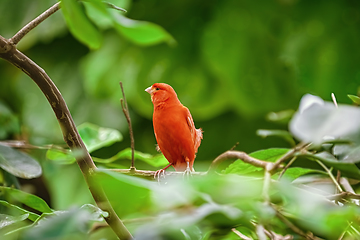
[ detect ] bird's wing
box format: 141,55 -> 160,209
184,106 -> 203,153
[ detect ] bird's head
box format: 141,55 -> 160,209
145,83 -> 180,106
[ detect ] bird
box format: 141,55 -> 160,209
145,83 -> 203,177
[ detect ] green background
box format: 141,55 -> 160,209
1,0 -> 359,171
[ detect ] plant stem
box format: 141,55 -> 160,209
316,160 -> 343,192
119,82 -> 135,169
9,2 -> 61,45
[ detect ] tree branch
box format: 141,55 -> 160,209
109,168 -> 206,179
9,2 -> 61,45
272,207 -> 320,240
0,36 -> 132,239
269,142 -> 309,172
207,150 -> 268,173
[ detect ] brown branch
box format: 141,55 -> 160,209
119,82 -> 135,170
109,168 -> 206,180
269,142 -> 309,172
278,156 -> 297,180
9,2 -> 60,45
0,38 -> 132,240
207,150 -> 269,173
231,228 -> 252,240
273,207 -> 320,240
327,191 -> 360,201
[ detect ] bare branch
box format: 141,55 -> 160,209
278,156 -> 297,180
273,207 -> 320,240
327,191 -> 360,201
108,168 -> 206,180
0,36 -> 132,239
9,2 -> 60,45
231,228 -> 252,240
230,142 -> 239,151
269,142 -> 309,172
207,150 -> 268,173
316,160 -> 343,192
119,82 -> 135,169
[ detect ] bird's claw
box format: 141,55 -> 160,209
183,163 -> 192,180
154,169 -> 166,182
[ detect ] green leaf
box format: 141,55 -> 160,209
297,152 -> 360,179
134,203 -> 244,239
278,180 -> 360,238
0,144 -> 42,179
290,95 -> 360,145
273,167 -> 319,181
256,129 -> 296,146
78,122 -> 122,152
93,148 -> 168,167
0,187 -> 52,214
95,169 -> 153,217
0,200 -> 39,222
80,203 -> 108,220
333,134 -> 360,163
23,208 -> 97,240
0,101 -> 20,139
45,148 -> 86,165
113,14 -> 175,46
61,0 -> 102,49
46,149 -> 75,164
83,0 -> 113,29
0,213 -> 29,229
224,148 -> 289,175
348,94 -> 360,105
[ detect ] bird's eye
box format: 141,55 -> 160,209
155,87 -> 160,90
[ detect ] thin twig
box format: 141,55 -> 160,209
278,156 -> 297,180
327,192 -> 360,201
119,82 -> 135,170
0,140 -> 67,150
9,2 -> 60,45
231,228 -> 252,240
316,160 -> 343,192
269,142 -> 309,172
207,150 -> 269,173
273,207 -> 319,240
340,178 -> 360,205
230,142 -> 239,151
104,1 -> 127,12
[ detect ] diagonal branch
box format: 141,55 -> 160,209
207,150 -> 269,173
9,2 -> 61,45
0,36 -> 132,240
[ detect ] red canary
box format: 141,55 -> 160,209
145,83 -> 202,173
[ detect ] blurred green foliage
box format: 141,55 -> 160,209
1,0 -> 360,239
1,0 -> 360,162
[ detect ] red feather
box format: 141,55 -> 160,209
146,83 -> 203,172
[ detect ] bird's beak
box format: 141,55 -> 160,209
145,86 -> 153,95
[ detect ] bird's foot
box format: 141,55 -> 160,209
153,163 -> 172,182
183,162 -> 193,180
154,169 -> 166,181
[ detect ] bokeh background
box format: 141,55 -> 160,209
1,0 -> 360,207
